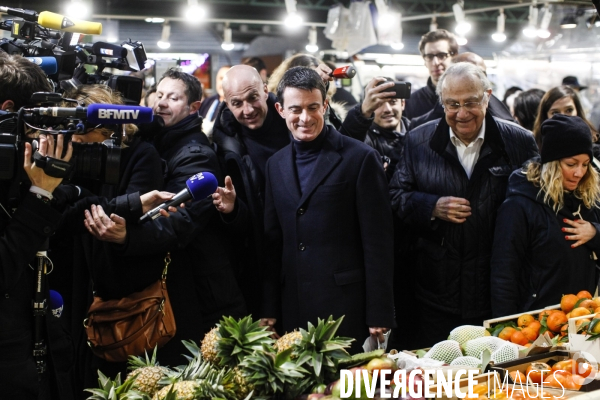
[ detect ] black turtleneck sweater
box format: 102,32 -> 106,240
293,128 -> 328,194
240,108 -> 290,188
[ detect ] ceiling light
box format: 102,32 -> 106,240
560,14 -> 578,29
453,1 -> 471,35
456,36 -> 468,46
586,16 -> 600,28
523,4 -> 539,38
157,22 -> 170,49
145,17 -> 165,23
185,0 -> 206,23
430,16 -> 438,32
305,26 -> 318,53
390,42 -> 404,50
491,9 -> 506,42
537,4 -> 552,38
65,0 -> 91,19
221,23 -> 234,51
284,0 -> 303,28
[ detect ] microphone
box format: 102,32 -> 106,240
49,290 -> 63,318
329,65 -> 356,79
139,172 -> 218,223
0,7 -> 38,22
25,57 -> 58,75
31,104 -> 154,124
37,11 -> 102,35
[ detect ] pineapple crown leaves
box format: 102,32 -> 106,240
127,347 -> 160,371
217,315 -> 274,368
191,367 -> 238,400
85,371 -> 147,400
181,339 -> 202,362
239,346 -> 308,396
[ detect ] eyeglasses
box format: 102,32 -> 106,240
442,96 -> 487,113
423,52 -> 454,62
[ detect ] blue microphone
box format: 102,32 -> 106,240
25,57 -> 58,75
32,104 -> 154,124
49,290 -> 63,318
139,172 -> 219,223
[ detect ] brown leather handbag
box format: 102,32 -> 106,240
84,253 -> 176,362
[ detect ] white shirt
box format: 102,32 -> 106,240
449,124 -> 486,179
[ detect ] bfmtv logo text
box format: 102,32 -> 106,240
97,109 -> 141,120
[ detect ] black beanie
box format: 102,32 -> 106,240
540,114 -> 593,164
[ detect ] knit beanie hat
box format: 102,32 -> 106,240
540,114 -> 593,164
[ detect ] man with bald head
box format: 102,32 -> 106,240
212,65 -> 290,316
409,52 -> 514,130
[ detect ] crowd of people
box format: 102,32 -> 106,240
1,26 -> 600,399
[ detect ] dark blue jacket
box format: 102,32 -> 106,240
491,168 -> 600,317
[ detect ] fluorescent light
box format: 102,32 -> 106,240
145,17 -> 165,23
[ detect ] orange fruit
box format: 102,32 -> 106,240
517,314 -> 535,328
561,294 -> 579,312
509,370 -> 527,384
560,324 -> 569,337
594,307 -> 600,315
528,321 -> 542,333
577,290 -> 593,299
579,299 -> 597,312
510,331 -> 529,346
539,310 -> 555,321
499,327 -> 517,341
521,327 -> 538,341
547,311 -> 568,333
571,307 -> 592,317
593,297 -> 600,308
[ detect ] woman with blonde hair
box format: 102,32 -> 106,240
491,114 -> 600,317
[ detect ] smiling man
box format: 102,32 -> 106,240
262,67 -> 396,353
389,62 -> 538,348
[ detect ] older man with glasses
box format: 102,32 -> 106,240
403,29 -> 458,120
389,62 -> 539,348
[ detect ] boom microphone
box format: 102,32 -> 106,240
329,65 -> 356,79
37,11 -> 102,35
0,7 -> 39,22
139,172 -> 218,223
49,290 -> 63,318
25,57 -> 58,75
31,104 -> 154,124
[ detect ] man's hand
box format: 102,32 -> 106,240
314,63 -> 334,84
432,196 -> 471,223
369,327 -> 391,344
84,204 -> 127,244
140,190 -> 181,215
259,318 -> 280,339
563,218 -> 598,248
24,134 -> 73,193
361,77 -> 396,118
212,176 -> 236,214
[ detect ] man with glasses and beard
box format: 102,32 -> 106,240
389,62 -> 538,348
403,29 -> 458,121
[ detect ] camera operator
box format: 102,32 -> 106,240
0,53 -> 74,399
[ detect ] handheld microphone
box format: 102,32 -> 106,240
25,57 -> 58,75
0,7 -> 38,22
49,290 -> 63,318
37,11 -> 102,35
139,172 -> 218,223
329,65 -> 356,79
31,104 -> 154,124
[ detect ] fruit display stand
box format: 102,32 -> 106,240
426,369 -> 491,400
568,314 -> 600,361
486,350 -> 600,394
483,305 -> 561,329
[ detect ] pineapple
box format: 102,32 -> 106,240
274,330 -> 302,354
232,365 -> 254,400
217,315 -> 274,368
240,346 -> 307,398
294,315 -> 354,386
126,348 -> 169,397
200,327 -> 220,365
85,371 -> 145,400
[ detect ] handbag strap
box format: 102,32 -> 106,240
162,252 -> 171,281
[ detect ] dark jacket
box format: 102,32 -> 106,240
491,168 -> 600,317
389,113 -> 539,318
0,191 -> 74,400
403,77 -> 437,120
263,126 -> 396,353
116,114 -> 246,366
409,95 -> 515,131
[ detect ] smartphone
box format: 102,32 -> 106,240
378,78 -> 412,99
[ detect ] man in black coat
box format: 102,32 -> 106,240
212,65 -> 290,316
389,62 -> 538,349
403,29 -> 458,120
84,69 -> 246,367
261,67 -> 396,353
0,54 -> 75,399
409,52 -> 514,130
